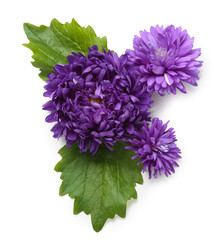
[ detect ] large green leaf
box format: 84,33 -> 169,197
55,142 -> 143,232
23,18 -> 108,81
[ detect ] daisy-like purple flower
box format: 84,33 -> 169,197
126,118 -> 181,178
43,46 -> 152,155
126,25 -> 202,95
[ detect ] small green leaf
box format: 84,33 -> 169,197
55,142 -> 143,232
23,18 -> 108,81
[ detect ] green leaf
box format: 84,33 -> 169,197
55,142 -> 143,232
23,18 -> 108,81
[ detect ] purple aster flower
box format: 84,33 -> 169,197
126,25 -> 203,95
126,118 -> 181,178
43,46 -> 152,155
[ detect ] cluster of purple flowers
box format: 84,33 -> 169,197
43,25 -> 202,178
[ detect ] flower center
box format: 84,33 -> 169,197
156,48 -> 167,59
88,97 -> 102,103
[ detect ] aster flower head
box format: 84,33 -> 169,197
126,118 -> 181,178
126,25 -> 202,95
43,46 -> 152,155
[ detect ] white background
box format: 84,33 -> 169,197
1,0 -> 223,239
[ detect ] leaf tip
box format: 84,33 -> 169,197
22,43 -> 28,48
54,161 -> 61,172
23,22 -> 28,29
23,22 -> 32,33
92,222 -> 104,233
50,18 -> 60,26
38,72 -> 48,82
